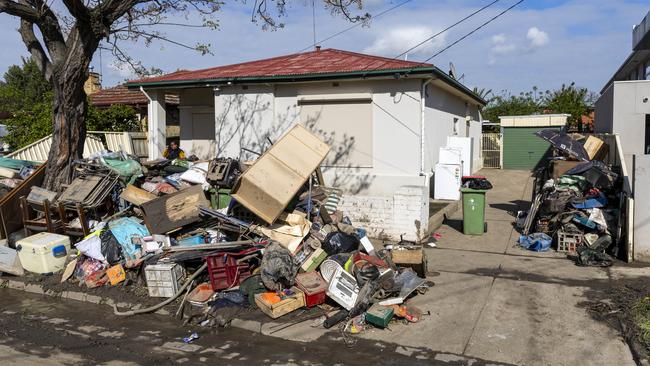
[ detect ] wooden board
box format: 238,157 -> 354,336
120,184 -> 156,206
231,125 -> 330,224
57,175 -> 102,204
140,185 -> 209,234
0,164 -> 45,239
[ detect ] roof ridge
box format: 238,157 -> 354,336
324,48 -> 433,67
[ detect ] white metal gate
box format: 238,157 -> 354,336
482,133 -> 501,168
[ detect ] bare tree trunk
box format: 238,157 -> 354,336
43,67 -> 89,190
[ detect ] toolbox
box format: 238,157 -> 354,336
295,271 -> 327,308
254,287 -> 305,319
16,232 -> 70,274
365,303 -> 394,328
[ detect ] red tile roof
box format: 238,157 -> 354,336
128,48 -> 434,85
90,85 -> 179,107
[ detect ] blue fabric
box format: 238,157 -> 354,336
518,233 -> 552,252
108,217 -> 149,260
572,192 -> 607,209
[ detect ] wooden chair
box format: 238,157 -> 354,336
19,196 -> 61,236
58,202 -> 91,238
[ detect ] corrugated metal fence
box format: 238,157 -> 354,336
7,132 -> 148,162
482,133 -> 501,168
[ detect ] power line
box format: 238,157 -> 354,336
393,0 -> 500,60
423,0 -> 524,62
297,0 -> 414,53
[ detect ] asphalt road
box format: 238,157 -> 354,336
0,289 -> 510,366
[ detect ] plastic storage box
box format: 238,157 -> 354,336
556,230 -> 581,253
16,232 -> 70,274
145,263 -> 186,297
295,271 -> 327,308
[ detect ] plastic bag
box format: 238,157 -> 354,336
100,230 -> 124,265
518,233 -> 552,252
322,232 -> 359,255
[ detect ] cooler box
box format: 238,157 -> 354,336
16,232 -> 70,274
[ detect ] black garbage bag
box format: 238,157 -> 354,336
260,242 -> 300,291
322,231 -> 360,255
100,230 -> 123,265
462,177 -> 493,190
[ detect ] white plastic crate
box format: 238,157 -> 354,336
556,230 -> 581,253
145,263 -> 185,297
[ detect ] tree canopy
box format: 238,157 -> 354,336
0,58 -> 139,149
481,83 -> 596,131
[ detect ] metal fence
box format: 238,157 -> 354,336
482,133 -> 501,168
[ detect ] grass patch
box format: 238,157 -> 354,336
632,296 -> 650,347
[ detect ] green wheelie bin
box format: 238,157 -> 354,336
460,187 -> 488,235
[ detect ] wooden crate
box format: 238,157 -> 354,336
254,287 -> 305,319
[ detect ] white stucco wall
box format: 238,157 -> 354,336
172,78 -> 482,241
178,88 -> 215,159
609,81 -> 650,156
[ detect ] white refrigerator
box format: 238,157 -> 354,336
447,136 -> 473,177
434,163 -> 462,200
439,146 -> 463,165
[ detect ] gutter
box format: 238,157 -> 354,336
127,67 -> 486,106
421,78 -> 435,184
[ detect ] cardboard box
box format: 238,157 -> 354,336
550,160 -> 583,179
584,136 -> 608,161
254,287 -> 305,319
391,247 -> 427,278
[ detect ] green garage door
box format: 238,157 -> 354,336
502,127 -> 555,170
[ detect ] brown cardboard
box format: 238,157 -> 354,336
584,136 -> 608,161
141,185 -> 209,234
120,184 -> 156,206
231,125 -> 330,224
550,160 -> 583,179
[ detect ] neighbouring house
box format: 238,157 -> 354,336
127,48 -> 486,241
89,84 -> 180,137
595,10 -> 650,261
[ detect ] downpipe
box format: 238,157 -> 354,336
421,78 -> 435,187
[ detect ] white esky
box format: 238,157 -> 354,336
0,0 -> 646,94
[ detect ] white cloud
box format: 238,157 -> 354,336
527,27 -> 550,48
363,25 -> 445,57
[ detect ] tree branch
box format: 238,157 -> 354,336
0,0 -> 39,22
18,18 -> 53,81
61,0 -> 91,23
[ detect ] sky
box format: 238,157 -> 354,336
0,0 -> 648,95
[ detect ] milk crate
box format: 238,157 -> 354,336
145,263 -> 186,297
556,230 -> 582,253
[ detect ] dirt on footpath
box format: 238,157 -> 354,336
0,289 -> 515,366
580,266 -> 650,365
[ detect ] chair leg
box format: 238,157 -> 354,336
20,196 -> 30,236
43,199 -> 53,233
77,203 -> 89,236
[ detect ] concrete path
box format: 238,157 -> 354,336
420,169 -> 635,366
245,169 -> 636,365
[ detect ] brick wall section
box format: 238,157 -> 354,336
338,185 -> 429,242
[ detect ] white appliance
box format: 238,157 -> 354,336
447,136 -> 474,176
439,146 -> 462,165
434,163 -> 462,200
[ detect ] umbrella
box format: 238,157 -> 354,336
534,129 -> 590,161
565,160 -> 618,190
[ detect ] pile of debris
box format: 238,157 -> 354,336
0,125 -> 432,337
517,131 -> 623,266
